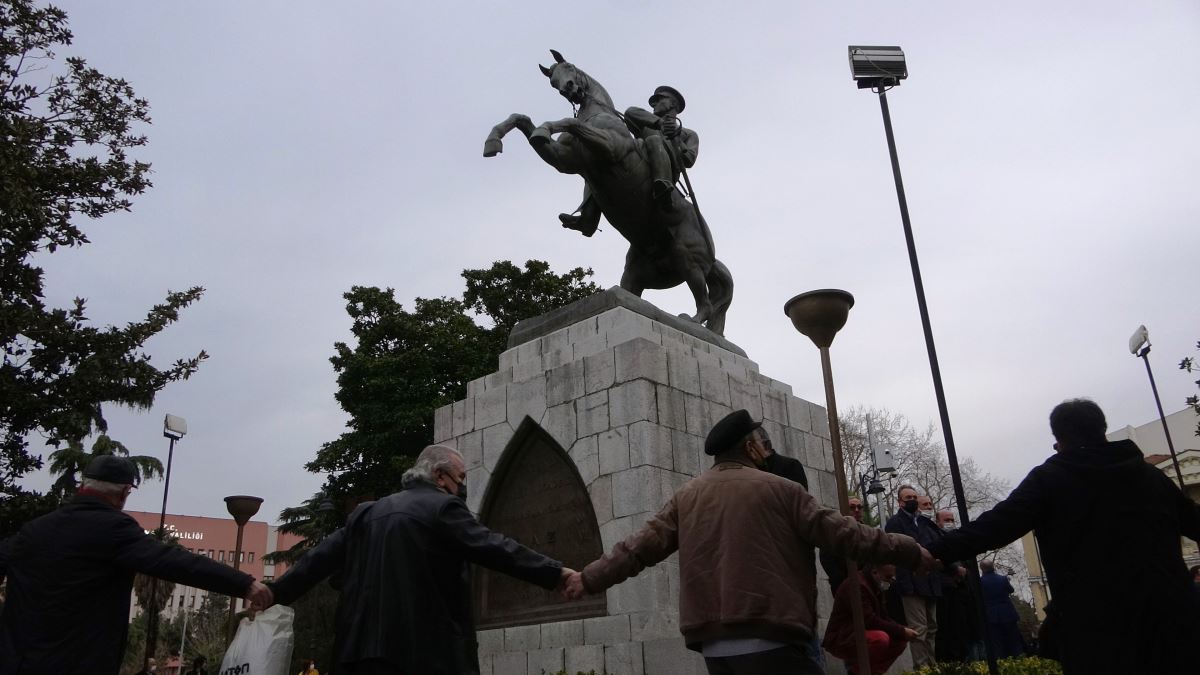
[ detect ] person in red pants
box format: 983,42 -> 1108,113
823,563 -> 919,675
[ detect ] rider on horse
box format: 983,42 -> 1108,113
559,86 -> 699,237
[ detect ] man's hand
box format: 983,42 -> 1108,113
561,570 -> 588,601
660,115 -> 679,138
904,627 -> 919,640
245,580 -> 273,611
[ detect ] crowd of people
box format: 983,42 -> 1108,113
1,398 -> 1197,675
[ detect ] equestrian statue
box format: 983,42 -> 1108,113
483,50 -> 733,336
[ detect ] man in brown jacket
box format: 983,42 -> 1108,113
563,409 -> 933,675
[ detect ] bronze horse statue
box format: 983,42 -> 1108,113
484,50 -> 733,335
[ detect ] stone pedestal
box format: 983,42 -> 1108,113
433,288 -> 843,675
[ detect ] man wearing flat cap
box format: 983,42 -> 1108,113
564,410 -> 933,675
0,455 -> 273,675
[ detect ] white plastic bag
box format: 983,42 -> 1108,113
219,605 -> 295,675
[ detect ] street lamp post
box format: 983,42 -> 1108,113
1129,325 -> 1186,489
144,414 -> 187,665
784,289 -> 873,675
849,45 -> 1000,675
224,495 -> 264,643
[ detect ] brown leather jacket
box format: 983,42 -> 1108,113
581,457 -> 922,650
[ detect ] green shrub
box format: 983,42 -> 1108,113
901,656 -> 1063,675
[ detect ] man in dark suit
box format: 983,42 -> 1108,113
927,398 -> 1200,674
753,425 -> 809,489
978,560 -> 1023,657
884,485 -> 943,667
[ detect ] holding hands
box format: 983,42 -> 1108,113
559,567 -> 588,601
245,580 -> 274,612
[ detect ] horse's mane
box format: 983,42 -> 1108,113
575,67 -> 615,110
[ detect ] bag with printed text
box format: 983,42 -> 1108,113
219,605 -> 295,675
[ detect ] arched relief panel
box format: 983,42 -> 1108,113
473,416 -> 608,629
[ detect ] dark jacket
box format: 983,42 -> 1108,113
582,457 -> 921,651
822,571 -> 908,657
762,452 -> 808,490
0,495 -> 252,675
269,482 -> 562,675
979,571 -> 1019,624
884,510 -> 942,597
928,439 -> 1200,674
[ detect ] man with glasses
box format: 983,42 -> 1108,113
749,426 -> 809,489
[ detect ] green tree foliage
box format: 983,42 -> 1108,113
288,581 -> 338,674
262,491 -> 341,566
304,260 -> 598,515
47,433 -> 163,500
0,0 -> 206,529
1181,340 -> 1199,437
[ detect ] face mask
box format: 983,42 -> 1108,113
455,478 -> 468,501
902,499 -> 919,514
879,580 -> 892,591
942,523 -> 958,532
920,509 -> 934,519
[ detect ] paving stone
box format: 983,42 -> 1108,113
671,429 -> 701,477
612,465 -> 670,518
609,379 -> 656,427
598,426 -> 630,475
527,647 -> 564,675
607,565 -> 671,614
628,420 -> 673,470
569,434 -> 600,485
629,610 -> 681,642
599,514 -> 642,551
665,348 -> 701,395
576,391 -> 610,438
656,385 -> 687,431
564,644 -> 604,675
760,385 -> 788,424
819,470 -> 838,509
615,337 -> 669,385
434,404 -> 453,443
492,652 -> 526,675
727,371 -> 762,419
811,402 -> 831,439
475,383 -> 508,429
604,641 -> 644,675
583,614 -> 631,645
477,628 -> 504,656
540,620 -> 584,649
483,422 -> 515,472
452,398 -> 475,437
642,637 -> 705,675
543,402 -> 578,451
683,394 -> 706,437
697,361 -> 731,407
583,348 -> 616,394
505,624 -> 541,652
572,331 -> 609,361
507,376 -> 547,430
588,474 -> 613,524
786,394 -> 814,433
459,430 -> 483,471
546,360 -> 585,407
568,315 -> 600,344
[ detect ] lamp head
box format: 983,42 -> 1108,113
867,478 -> 885,495
1128,325 -> 1149,356
849,45 -> 907,89
783,289 -> 855,349
224,495 -> 263,525
163,414 -> 187,440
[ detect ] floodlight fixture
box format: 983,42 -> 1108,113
1128,324 -> 1149,356
849,46 -> 907,89
163,413 -> 187,440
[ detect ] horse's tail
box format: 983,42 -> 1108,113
705,258 -> 734,336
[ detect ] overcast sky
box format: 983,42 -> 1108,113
21,1 -> 1199,522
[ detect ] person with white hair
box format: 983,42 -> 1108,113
267,444 -> 573,675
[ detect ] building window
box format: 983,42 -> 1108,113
218,550 -> 225,561
248,552 -> 254,564
179,594 -> 185,608
263,575 -> 274,582
189,596 -> 195,608
239,552 -> 244,563
167,595 -> 173,607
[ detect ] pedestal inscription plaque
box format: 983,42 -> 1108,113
473,419 -> 607,629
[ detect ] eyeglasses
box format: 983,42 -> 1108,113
848,504 -> 864,511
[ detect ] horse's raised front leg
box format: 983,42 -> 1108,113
483,114 -> 535,157
528,121 -> 583,175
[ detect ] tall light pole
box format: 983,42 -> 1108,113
144,413 -> 187,665
1129,325 -> 1186,489
849,45 -> 1000,675
225,495 -> 263,642
784,289 -> 873,675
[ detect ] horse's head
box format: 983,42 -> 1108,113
539,49 -> 588,105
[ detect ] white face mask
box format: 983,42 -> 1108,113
942,522 -> 958,531
879,580 -> 892,591
919,509 -> 934,519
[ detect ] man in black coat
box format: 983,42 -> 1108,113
267,445 -> 572,675
927,398 -> 1200,674
884,485 -> 943,667
0,456 -> 272,675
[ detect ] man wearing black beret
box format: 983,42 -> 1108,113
0,455 -> 274,675
565,410 -> 933,675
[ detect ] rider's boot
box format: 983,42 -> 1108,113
559,212 -> 599,237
